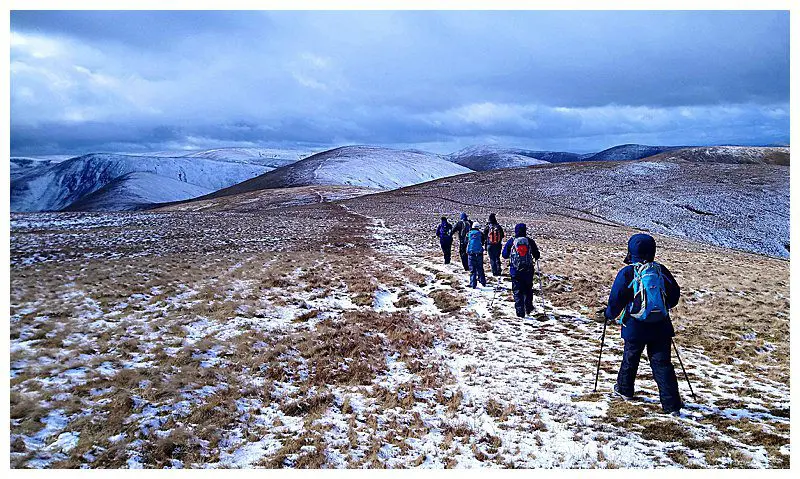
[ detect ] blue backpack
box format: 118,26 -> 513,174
627,262 -> 669,323
467,230 -> 483,254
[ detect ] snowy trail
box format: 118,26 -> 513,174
352,205 -> 789,468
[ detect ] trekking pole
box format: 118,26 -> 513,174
594,318 -> 608,392
489,277 -> 500,308
672,339 -> 697,401
536,259 -> 545,309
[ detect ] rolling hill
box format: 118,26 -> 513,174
199,145 -> 472,199
643,146 -> 790,165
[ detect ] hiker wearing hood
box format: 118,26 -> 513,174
435,216 -> 454,264
501,223 -> 541,318
482,213 -> 505,276
466,222 -> 486,288
604,233 -> 683,415
451,212 -> 473,271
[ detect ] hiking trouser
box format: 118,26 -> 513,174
511,274 -> 534,318
440,239 -> 452,264
487,244 -> 502,276
458,241 -> 469,271
468,253 -> 486,288
616,337 -> 683,413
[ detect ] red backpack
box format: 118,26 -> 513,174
488,224 -> 502,245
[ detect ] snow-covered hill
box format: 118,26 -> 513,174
10,153 -> 271,212
204,145 -> 472,199
447,146 -> 551,171
62,172 -> 213,211
644,146 -> 790,165
448,145 -> 583,170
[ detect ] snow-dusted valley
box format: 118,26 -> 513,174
9,145 -> 790,469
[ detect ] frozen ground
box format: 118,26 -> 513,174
10,186 -> 790,468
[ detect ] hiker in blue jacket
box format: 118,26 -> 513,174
466,222 -> 486,288
604,233 -> 683,415
451,212 -> 473,272
482,213 -> 505,276
501,223 -> 540,318
435,216 -> 454,264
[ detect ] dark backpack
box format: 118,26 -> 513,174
437,223 -> 453,239
487,224 -> 502,245
458,220 -> 473,242
511,237 -> 534,272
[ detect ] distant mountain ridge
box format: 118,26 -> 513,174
10,143 -> 789,212
448,143 -> 685,171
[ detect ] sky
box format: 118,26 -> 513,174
9,10 -> 790,156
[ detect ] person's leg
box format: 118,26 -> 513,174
459,242 -> 469,271
511,276 -> 525,317
468,254 -> 476,288
616,340 -> 645,397
442,240 -> 452,264
647,338 -> 683,412
478,254 -> 486,286
488,246 -> 501,276
523,275 -> 534,314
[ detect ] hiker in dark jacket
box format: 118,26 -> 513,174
466,222 -> 486,288
435,216 -> 454,264
482,213 -> 505,276
451,212 -> 473,271
501,223 -> 540,318
604,233 -> 683,415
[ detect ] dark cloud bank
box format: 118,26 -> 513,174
10,10 -> 789,156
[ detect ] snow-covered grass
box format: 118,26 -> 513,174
10,175 -> 789,468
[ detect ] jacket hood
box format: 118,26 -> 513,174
488,213 -> 497,224
625,233 -> 656,264
460,212 -> 468,221
440,218 -> 448,224
514,223 -> 527,237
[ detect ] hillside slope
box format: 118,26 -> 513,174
644,146 -> 790,165
346,158 -> 789,258
202,145 -> 472,199
63,172 -> 212,211
10,153 -> 270,212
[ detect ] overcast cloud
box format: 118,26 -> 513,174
10,10 -> 789,155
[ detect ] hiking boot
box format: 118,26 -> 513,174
613,384 -> 634,401
664,409 -> 682,418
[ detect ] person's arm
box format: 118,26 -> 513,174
660,264 -> 681,309
499,226 -> 505,242
482,226 -> 489,246
605,267 -> 633,321
530,238 -> 541,260
501,238 -> 513,259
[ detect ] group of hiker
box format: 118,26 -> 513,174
436,212 -> 541,319
435,214 -> 685,417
